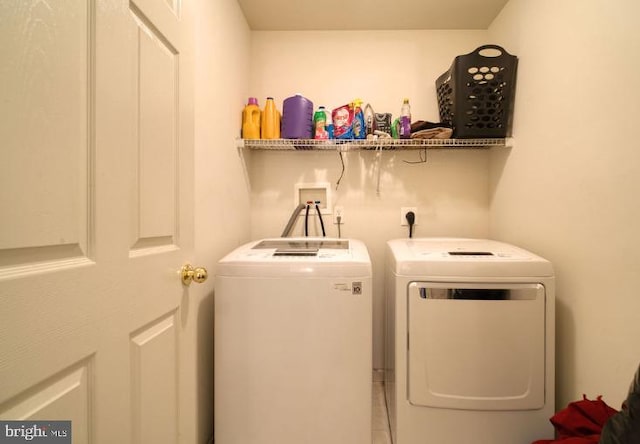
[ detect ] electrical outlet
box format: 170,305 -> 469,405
400,207 -> 418,226
333,206 -> 344,224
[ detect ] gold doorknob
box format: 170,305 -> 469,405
181,264 -> 208,286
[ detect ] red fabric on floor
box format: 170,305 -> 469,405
533,437 -> 600,444
532,395 -> 618,444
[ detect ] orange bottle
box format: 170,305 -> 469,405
261,97 -> 281,139
242,97 -> 261,139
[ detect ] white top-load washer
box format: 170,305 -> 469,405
385,238 -> 555,444
214,238 -> 372,444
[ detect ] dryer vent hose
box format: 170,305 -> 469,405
281,203 -> 305,237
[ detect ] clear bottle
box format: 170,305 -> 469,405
399,98 -> 411,139
242,97 -> 261,139
261,97 -> 281,139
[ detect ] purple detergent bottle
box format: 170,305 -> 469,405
282,94 -> 314,139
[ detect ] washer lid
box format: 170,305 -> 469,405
387,237 -> 553,278
253,239 -> 348,256
216,238 -> 371,278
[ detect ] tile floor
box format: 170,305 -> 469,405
372,381 -> 392,444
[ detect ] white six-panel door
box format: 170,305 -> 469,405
0,0 -> 194,443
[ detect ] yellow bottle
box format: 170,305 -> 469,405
261,97 -> 281,139
242,97 -> 261,139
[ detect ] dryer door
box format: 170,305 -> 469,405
407,282 -> 546,410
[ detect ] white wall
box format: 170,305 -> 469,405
488,0 -> 640,409
248,31 -> 492,368
194,0 -> 252,441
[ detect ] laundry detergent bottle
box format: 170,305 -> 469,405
352,99 -> 366,139
313,106 -> 329,140
282,94 -> 314,139
261,97 -> 281,139
242,97 -> 261,139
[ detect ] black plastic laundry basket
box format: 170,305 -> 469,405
436,45 -> 518,138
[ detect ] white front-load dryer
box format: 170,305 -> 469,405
214,238 -> 372,444
385,238 -> 555,444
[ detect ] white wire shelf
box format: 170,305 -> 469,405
237,138 -> 510,151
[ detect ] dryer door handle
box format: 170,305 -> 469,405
416,284 -> 540,300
